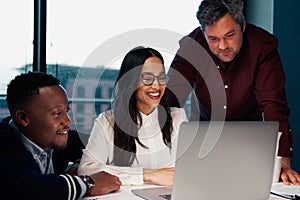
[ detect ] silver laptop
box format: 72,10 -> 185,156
132,121 -> 279,200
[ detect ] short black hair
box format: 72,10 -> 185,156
6,71 -> 60,117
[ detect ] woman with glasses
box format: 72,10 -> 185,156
78,46 -> 187,186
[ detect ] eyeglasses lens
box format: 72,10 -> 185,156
141,74 -> 168,86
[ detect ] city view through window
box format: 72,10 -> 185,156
1,1 -> 201,134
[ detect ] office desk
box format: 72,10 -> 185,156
81,183 -> 291,200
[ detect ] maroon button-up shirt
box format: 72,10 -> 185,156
165,23 -> 293,157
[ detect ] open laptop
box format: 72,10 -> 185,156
132,121 -> 279,200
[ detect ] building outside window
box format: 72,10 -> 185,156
1,1 -> 199,133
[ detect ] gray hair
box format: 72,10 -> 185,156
196,0 -> 245,31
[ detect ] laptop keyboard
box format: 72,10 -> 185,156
159,194 -> 172,200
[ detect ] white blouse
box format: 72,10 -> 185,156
78,107 -> 187,185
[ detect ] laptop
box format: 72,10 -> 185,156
132,121 -> 279,200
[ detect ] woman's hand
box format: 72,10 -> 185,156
143,167 -> 174,186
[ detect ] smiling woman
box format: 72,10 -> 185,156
78,47 -> 188,186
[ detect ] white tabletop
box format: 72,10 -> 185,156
80,183 -> 300,200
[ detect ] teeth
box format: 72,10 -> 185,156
149,92 -> 159,97
57,131 -> 68,135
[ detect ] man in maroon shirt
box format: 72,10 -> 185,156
165,0 -> 300,185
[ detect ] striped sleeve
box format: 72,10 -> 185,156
59,174 -> 85,200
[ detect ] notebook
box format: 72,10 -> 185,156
132,121 -> 279,200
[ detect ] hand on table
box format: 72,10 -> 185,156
281,168 -> 300,185
87,171 -> 121,196
143,167 -> 174,186
280,157 -> 300,185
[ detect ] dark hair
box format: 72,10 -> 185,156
111,46 -> 173,166
196,0 -> 245,31
6,71 -> 60,118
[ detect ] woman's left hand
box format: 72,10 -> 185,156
143,167 -> 174,186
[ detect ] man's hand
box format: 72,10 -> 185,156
280,157 -> 300,185
87,171 -> 121,196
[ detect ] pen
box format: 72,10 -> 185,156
271,192 -> 300,200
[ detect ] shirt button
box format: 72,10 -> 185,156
224,85 -> 228,89
290,148 -> 293,151
217,65 -> 220,69
223,105 -> 227,109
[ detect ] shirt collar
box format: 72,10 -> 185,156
140,107 -> 158,127
8,120 -> 54,174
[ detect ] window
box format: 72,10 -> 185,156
47,1 -> 200,68
77,86 -> 85,98
47,1 -> 200,133
0,1 -> 33,118
1,1 -> 201,132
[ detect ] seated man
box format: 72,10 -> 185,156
1,115 -> 84,176
0,72 -> 121,200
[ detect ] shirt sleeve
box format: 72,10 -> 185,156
170,107 -> 188,128
254,46 -> 293,157
78,112 -> 144,185
0,164 -> 84,200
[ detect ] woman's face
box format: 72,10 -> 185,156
136,56 -> 167,115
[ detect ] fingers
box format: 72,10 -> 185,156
281,169 -> 300,185
106,173 -> 121,189
288,171 -> 300,185
89,171 -> 122,196
113,175 -> 120,181
113,176 -> 122,187
281,172 -> 290,185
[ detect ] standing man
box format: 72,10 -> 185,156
0,72 -> 121,200
165,0 -> 300,185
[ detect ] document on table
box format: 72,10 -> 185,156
80,185 -> 153,200
80,192 -> 141,200
271,182 -> 300,196
80,183 -> 300,200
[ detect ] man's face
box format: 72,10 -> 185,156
204,12 -> 245,63
23,85 -> 71,150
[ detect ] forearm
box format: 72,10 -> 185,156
79,160 -> 143,185
281,156 -> 291,169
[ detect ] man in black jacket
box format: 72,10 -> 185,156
0,72 -> 121,200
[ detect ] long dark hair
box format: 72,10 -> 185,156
111,46 -> 173,166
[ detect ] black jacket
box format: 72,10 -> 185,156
0,117 -> 85,200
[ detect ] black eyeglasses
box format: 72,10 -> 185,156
140,72 -> 169,86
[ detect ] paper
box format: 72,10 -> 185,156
271,182 -> 300,196
80,183 -> 299,200
80,192 -> 141,200
80,185 -> 150,200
